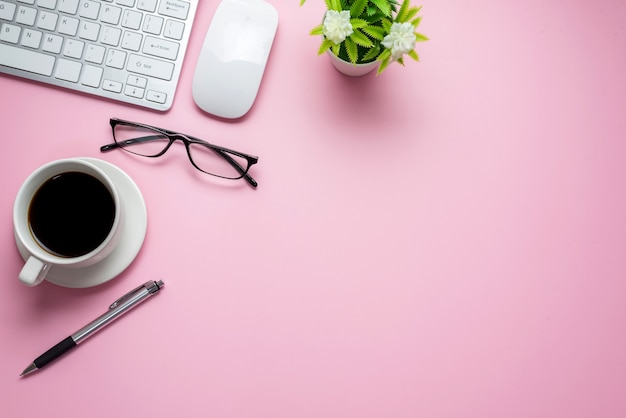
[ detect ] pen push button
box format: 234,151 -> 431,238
109,279 -> 164,309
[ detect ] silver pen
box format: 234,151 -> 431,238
20,280 -> 164,377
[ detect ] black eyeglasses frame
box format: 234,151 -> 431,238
100,118 -> 258,188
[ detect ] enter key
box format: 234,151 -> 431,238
143,36 -> 180,61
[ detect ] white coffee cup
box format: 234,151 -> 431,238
13,158 -> 125,287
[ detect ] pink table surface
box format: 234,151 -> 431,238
1,0 -> 626,417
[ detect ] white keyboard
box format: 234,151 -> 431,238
0,0 -> 198,111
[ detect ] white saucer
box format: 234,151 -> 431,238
16,158 -> 147,288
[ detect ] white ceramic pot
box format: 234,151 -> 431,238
327,51 -> 379,76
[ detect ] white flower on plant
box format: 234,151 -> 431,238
381,22 -> 417,61
322,10 -> 353,45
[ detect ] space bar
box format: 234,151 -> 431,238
0,44 -> 55,76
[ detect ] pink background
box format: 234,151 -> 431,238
2,0 -> 626,416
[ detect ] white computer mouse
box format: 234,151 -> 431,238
192,0 -> 278,119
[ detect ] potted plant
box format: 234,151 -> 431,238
301,0 -> 428,76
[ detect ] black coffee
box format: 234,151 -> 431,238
28,171 -> 116,258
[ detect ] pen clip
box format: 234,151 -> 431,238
108,280 -> 164,310
109,283 -> 146,310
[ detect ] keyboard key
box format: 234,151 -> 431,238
105,48 -> 126,68
58,15 -> 79,35
102,79 -> 123,93
37,0 -> 57,10
127,74 -> 146,88
55,58 -> 81,82
20,28 -> 42,48
84,43 -> 105,63
100,5 -> 121,25
163,19 -> 184,40
100,25 -> 121,46
81,64 -> 102,87
58,0 -> 79,15
121,9 -> 142,30
0,43 -> 55,75
42,33 -> 63,53
124,84 -> 144,98
0,1 -> 17,20
79,0 -> 100,20
142,14 -> 163,35
37,10 -> 58,31
158,0 -> 189,20
0,23 -> 21,43
16,6 -> 38,26
63,39 -> 84,58
143,36 -> 178,60
78,20 -> 100,41
146,90 -> 166,104
121,30 -> 142,51
127,54 -> 173,80
137,0 -> 157,13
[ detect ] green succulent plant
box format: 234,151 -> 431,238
302,0 -> 428,74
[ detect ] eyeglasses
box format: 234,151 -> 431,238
100,118 -> 259,188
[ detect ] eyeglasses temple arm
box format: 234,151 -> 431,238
100,143 -> 119,152
100,135 -> 165,152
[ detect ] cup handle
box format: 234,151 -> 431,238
19,256 -> 52,287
